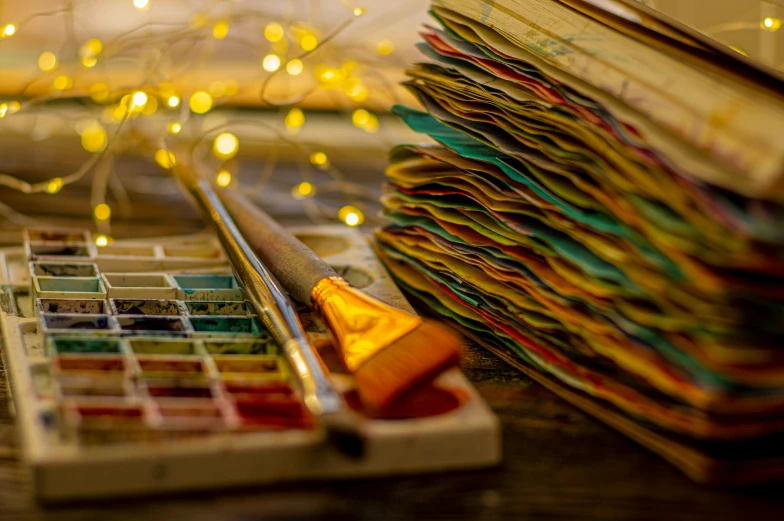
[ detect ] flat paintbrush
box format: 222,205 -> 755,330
211,181 -> 463,414
173,163 -> 364,456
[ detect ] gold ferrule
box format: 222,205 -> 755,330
311,276 -> 422,372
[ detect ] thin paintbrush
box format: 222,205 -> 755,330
211,180 -> 463,414
173,163 -> 364,456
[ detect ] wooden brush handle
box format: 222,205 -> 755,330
215,187 -> 338,307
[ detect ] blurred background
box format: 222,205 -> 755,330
0,0 -> 780,239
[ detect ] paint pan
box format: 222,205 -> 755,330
173,274 -> 244,301
202,339 -> 276,356
184,301 -> 249,316
128,338 -> 201,356
28,242 -> 90,259
47,337 -> 125,356
31,262 -> 99,278
37,298 -> 109,315
212,355 -> 286,380
117,316 -> 188,335
136,357 -> 208,379
145,381 -> 215,400
102,273 -> 176,299
189,316 -> 265,335
111,298 -> 183,316
53,355 -> 127,375
41,314 -> 118,335
163,245 -> 223,259
25,230 -> 89,243
34,277 -> 106,299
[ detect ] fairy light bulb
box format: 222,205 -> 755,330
8,101 -> 20,114
0,104 -> 7,118
339,206 -> 364,226
353,7 -> 366,17
292,182 -> 315,199
300,34 -> 318,51
309,152 -> 328,167
344,78 -> 368,101
212,21 -> 229,39
94,203 -> 111,221
213,132 -> 239,159
167,95 -> 180,108
38,52 -> 57,72
762,17 -> 782,31
286,59 -> 304,76
80,121 -> 107,152
2,24 -> 16,37
82,56 -> 98,68
285,107 -> 305,132
216,169 -> 232,187
82,39 -> 103,57
167,122 -> 182,134
154,149 -> 176,168
46,178 -> 63,194
133,0 -> 150,10
262,54 -> 281,72
264,22 -> 284,42
189,91 -> 212,113
377,40 -> 394,55
352,109 -> 370,128
131,91 -> 148,109
53,75 -> 73,91
95,234 -> 110,247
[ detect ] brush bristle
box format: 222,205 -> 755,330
354,320 -> 463,413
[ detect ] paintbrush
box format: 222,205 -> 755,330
173,163 -> 365,457
210,179 -> 464,415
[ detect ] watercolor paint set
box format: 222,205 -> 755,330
0,226 -> 500,502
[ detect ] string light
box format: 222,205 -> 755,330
216,169 -> 232,187
262,53 -> 281,72
94,203 -> 111,221
344,78 -> 368,101
167,122 -> 182,134
212,21 -> 229,39
38,52 -> 57,72
300,34 -> 318,51
81,56 -> 98,68
46,178 -> 63,194
377,40 -> 394,55
309,152 -> 329,167
95,234 -> 110,247
286,59 -> 304,76
2,24 -> 16,37
167,95 -> 180,108
81,39 -> 103,57
213,132 -> 239,159
285,107 -> 305,133
353,7 -> 366,17
0,104 -> 7,118
264,22 -> 284,42
292,181 -> 315,199
133,0 -> 150,11
53,75 -> 73,91
80,121 -> 107,152
154,149 -> 176,168
131,91 -> 148,109
189,91 -> 212,113
339,205 -> 364,226
352,109 -> 370,127
762,17 -> 782,32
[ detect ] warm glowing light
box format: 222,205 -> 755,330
216,169 -> 232,187
363,113 -> 379,133
344,78 -> 368,101
354,7 -> 366,17
131,91 -> 148,108
81,122 -> 107,152
95,234 -> 110,247
300,34 -> 318,51
38,52 -> 57,72
212,21 -> 229,39
264,22 -> 284,42
167,95 -> 180,108
339,206 -> 364,226
154,149 -> 176,168
167,122 -> 182,134
82,38 -> 103,57
285,107 -> 305,130
762,17 -> 782,31
8,101 -> 20,114
2,24 -> 16,37
133,0 -> 150,10
309,152 -> 328,166
213,132 -> 239,159
189,91 -> 213,113
209,81 -> 226,97
286,59 -> 304,76
262,53 -> 281,72
82,56 -> 98,68
141,96 -> 157,115
0,104 -> 7,118
377,39 -> 394,55
316,66 -> 344,84
53,75 -> 73,91
292,182 -> 315,199
352,109 -> 370,127
94,203 -> 112,221
46,178 -> 63,194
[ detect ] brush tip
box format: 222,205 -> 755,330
354,320 -> 463,414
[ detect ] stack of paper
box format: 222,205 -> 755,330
376,0 -> 784,485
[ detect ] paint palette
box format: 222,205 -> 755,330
0,226 -> 500,502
